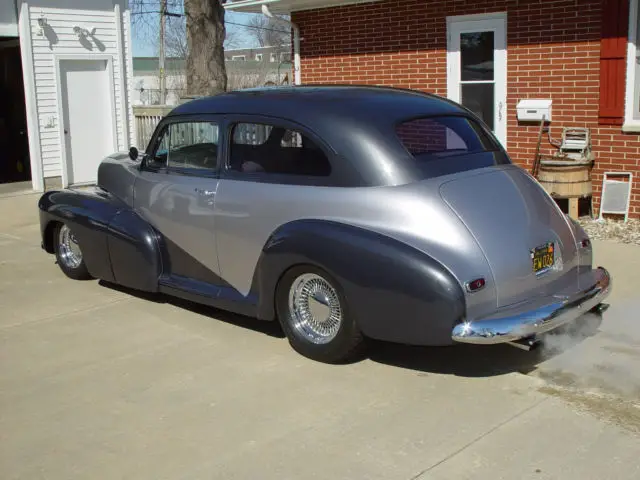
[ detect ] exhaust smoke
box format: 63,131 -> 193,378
536,299 -> 640,399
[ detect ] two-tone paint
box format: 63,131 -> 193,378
39,85 -> 611,348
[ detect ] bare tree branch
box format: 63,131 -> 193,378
130,0 -> 162,51
164,11 -> 238,59
245,14 -> 290,48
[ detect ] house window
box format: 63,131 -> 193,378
270,53 -> 277,62
255,54 -> 263,61
625,0 -> 640,129
231,55 -> 246,61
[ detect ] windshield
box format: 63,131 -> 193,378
395,115 -> 510,178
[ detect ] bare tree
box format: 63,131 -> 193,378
130,0 -> 160,45
164,12 -> 238,59
131,0 -> 228,96
164,13 -> 237,100
164,16 -> 188,59
245,14 -> 290,48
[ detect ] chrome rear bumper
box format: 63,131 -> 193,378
451,267 -> 611,345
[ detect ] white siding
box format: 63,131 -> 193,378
27,3 -> 132,179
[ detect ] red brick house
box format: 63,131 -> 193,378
225,0 -> 640,219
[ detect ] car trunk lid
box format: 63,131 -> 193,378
439,166 -> 579,308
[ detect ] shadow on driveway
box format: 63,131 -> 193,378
99,280 -> 601,378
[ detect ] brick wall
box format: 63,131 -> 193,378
293,0 -> 640,218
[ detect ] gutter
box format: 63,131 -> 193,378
224,0 -> 282,9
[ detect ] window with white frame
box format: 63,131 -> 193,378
255,54 -> 263,61
231,55 -> 246,61
625,0 -> 640,127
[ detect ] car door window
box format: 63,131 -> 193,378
168,121 -> 219,171
147,121 -> 219,173
147,126 -> 170,169
228,122 -> 331,178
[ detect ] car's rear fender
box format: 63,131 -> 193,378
252,219 -> 466,346
38,189 -> 162,292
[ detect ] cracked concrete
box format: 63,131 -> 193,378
1,193 -> 639,479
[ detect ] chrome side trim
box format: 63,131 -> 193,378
451,267 -> 611,344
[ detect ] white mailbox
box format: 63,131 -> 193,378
516,99 -> 552,122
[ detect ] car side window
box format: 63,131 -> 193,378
167,122 -> 219,171
228,122 -> 331,177
147,127 -> 170,169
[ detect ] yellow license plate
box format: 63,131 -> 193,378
532,242 -> 555,274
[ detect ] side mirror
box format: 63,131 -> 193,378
128,146 -> 139,160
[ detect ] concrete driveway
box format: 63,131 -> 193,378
1,192 -> 639,479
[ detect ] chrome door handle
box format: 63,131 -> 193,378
195,188 -> 215,196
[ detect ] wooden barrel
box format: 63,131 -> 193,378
536,159 -> 593,198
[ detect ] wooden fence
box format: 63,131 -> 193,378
133,105 -> 173,149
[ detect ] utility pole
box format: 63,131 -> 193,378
159,0 -> 167,104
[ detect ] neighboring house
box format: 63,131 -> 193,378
224,45 -> 292,63
225,0 -> 640,219
0,0 -> 134,192
132,57 -> 186,106
132,45 -> 293,106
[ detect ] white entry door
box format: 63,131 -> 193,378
447,14 -> 507,147
59,59 -> 115,186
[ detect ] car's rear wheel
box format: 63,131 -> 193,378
276,265 -> 365,363
54,223 -> 92,280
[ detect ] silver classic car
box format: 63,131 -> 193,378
38,86 -> 611,363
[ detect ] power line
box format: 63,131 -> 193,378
132,9 -> 290,34
131,10 -> 161,15
225,20 -> 289,34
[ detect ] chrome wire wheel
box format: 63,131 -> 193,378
287,273 -> 343,345
57,224 -> 83,269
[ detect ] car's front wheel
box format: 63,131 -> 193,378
54,223 -> 93,280
276,265 -> 365,363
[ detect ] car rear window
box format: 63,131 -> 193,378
395,115 -> 510,177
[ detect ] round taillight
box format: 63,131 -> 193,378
466,277 -> 486,292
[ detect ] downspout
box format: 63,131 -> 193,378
261,5 -> 301,85
292,22 -> 301,85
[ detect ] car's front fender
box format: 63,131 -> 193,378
38,188 -> 162,292
252,219 -> 466,346
38,189 -> 124,282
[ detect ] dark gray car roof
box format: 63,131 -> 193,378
166,85 -> 500,187
168,85 -> 466,123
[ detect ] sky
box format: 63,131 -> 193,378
132,7 -> 260,58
